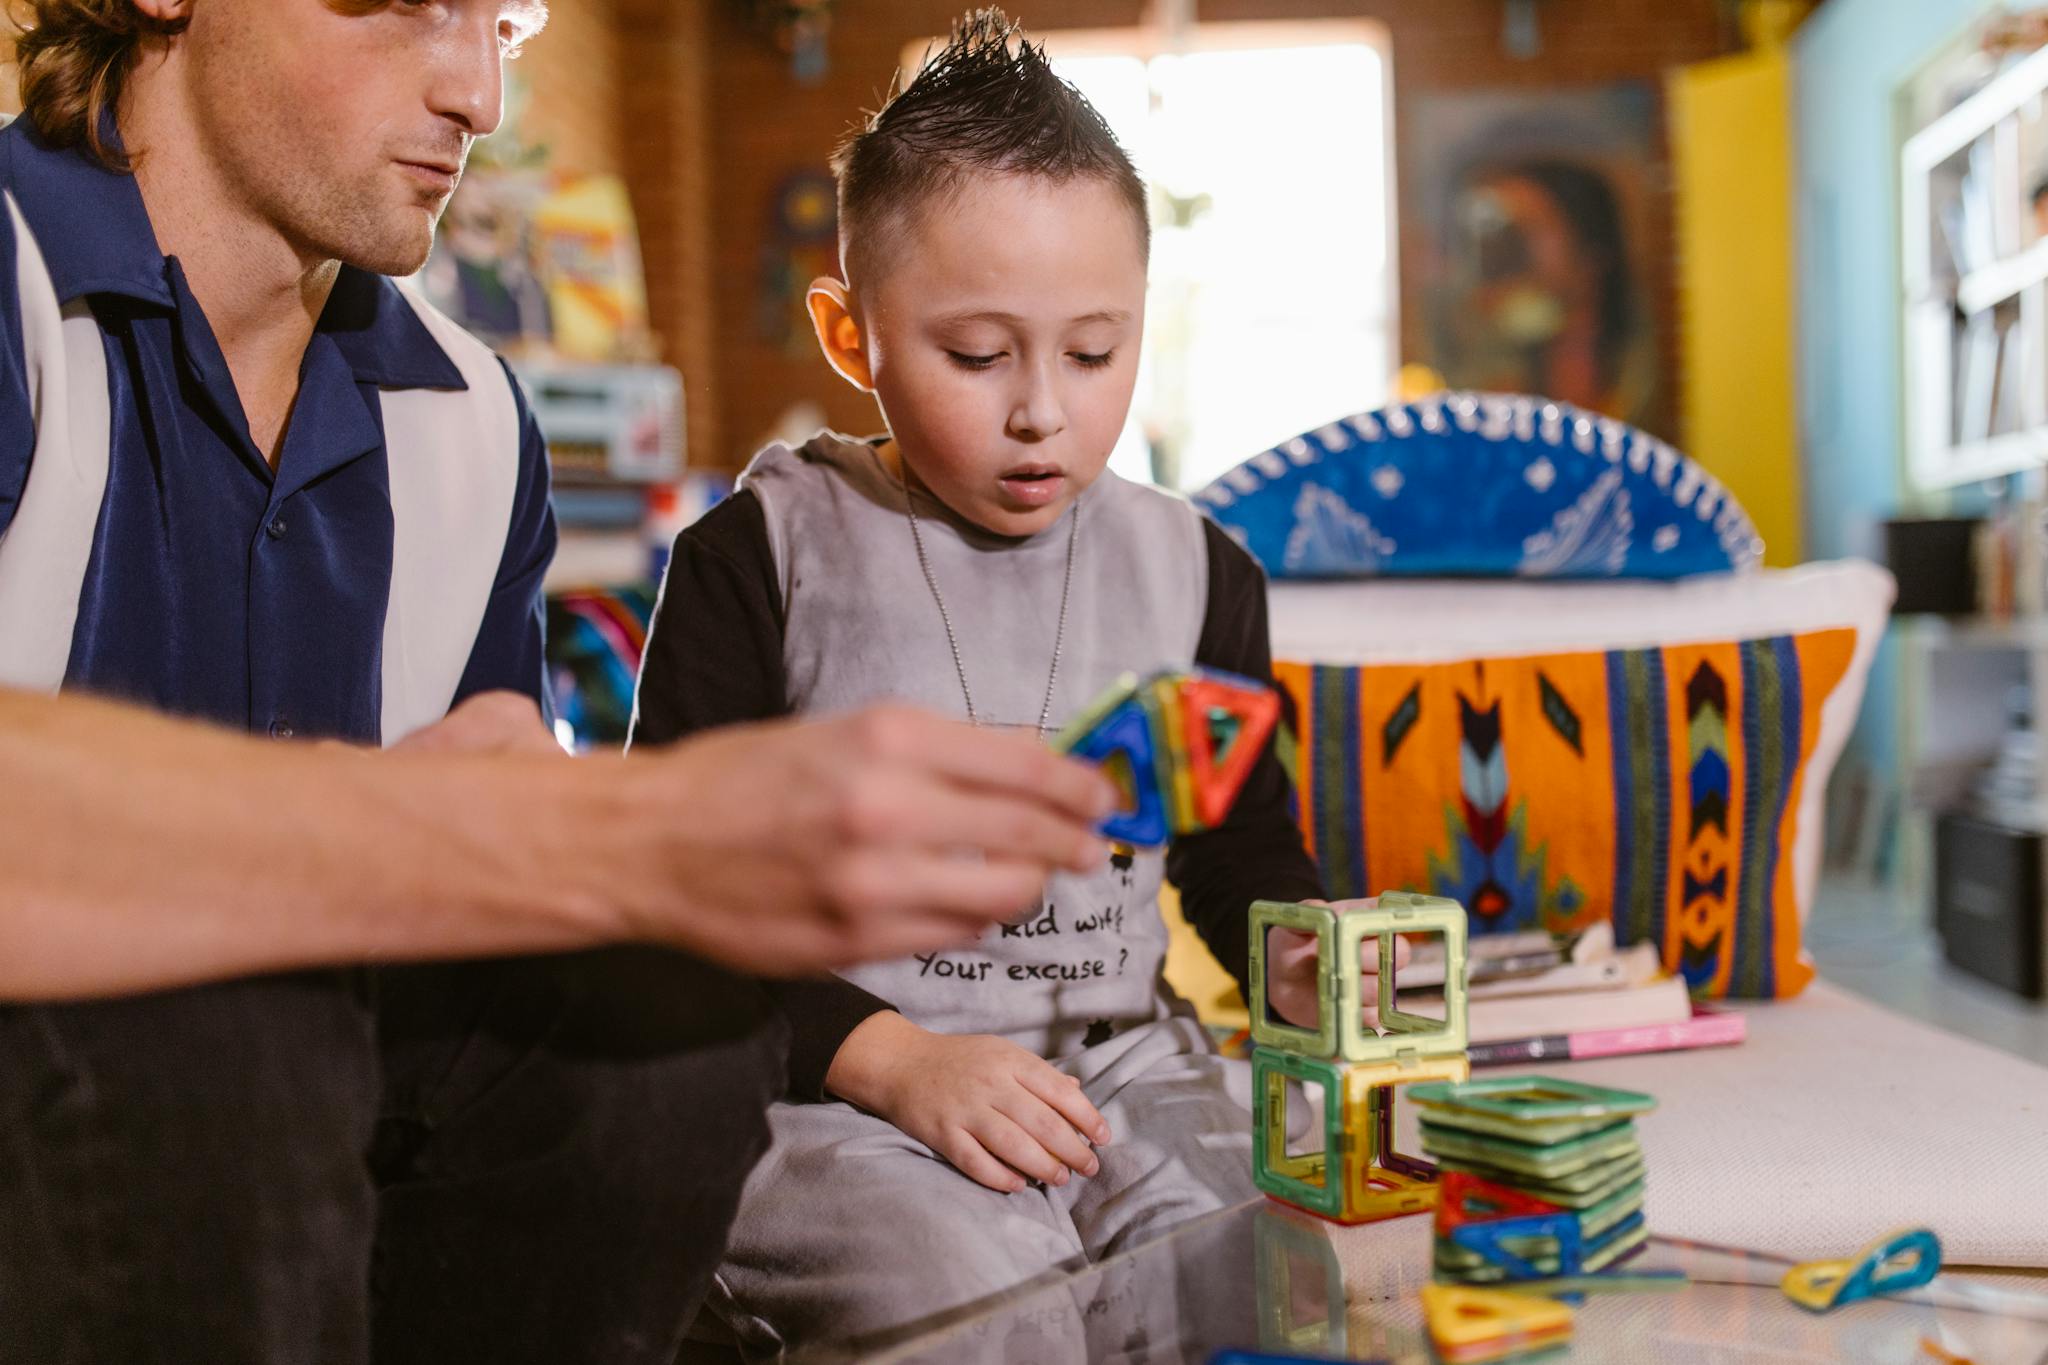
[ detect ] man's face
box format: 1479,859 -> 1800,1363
174,0 -> 548,276
856,172 -> 1147,539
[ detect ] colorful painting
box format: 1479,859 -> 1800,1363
1406,83 -> 1669,437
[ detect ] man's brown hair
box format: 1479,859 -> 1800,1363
11,0 -> 188,168
11,1 -> 389,169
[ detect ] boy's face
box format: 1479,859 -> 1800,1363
157,0 -> 549,276
857,173 -> 1147,538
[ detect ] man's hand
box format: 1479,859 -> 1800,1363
394,691 -> 562,756
823,1011 -> 1110,1193
611,705 -> 1116,977
1265,897 -> 1410,1031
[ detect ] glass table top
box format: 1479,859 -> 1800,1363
858,1199 -> 2048,1365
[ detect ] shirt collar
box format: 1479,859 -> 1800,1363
321,269 -> 468,391
3,116 -> 466,392
1,115 -> 173,308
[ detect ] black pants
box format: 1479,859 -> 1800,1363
0,948 -> 789,1364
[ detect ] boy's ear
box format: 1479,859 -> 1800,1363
807,278 -> 874,393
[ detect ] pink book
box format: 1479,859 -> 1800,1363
1466,1006 -> 1747,1068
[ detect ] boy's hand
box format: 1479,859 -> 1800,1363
1265,898 -> 1410,1031
825,1011 -> 1111,1194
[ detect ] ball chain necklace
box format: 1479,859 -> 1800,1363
899,457 -> 1081,740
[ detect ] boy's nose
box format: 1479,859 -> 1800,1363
1007,371 -> 1068,442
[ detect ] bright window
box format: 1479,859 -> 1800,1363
1035,23 -> 1399,491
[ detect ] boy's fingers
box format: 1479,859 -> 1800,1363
945,1135 -> 1027,1194
999,1091 -> 1100,1177
1019,1067 -> 1111,1146
975,1114 -> 1069,1188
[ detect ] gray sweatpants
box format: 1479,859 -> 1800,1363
706,1014 -> 1260,1360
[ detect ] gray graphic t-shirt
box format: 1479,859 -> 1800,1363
741,433 -> 1211,1058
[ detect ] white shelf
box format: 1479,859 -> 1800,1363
1901,45 -> 2048,491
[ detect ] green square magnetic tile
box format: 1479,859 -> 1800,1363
1405,1075 -> 1655,1126
1419,1121 -> 1640,1180
1249,901 -> 1339,1057
1251,1046 -> 1348,1218
1334,892 -> 1469,1064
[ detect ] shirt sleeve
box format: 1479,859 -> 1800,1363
450,358 -> 559,721
629,487 -> 897,1102
0,198 -> 35,541
1166,517 -> 1327,998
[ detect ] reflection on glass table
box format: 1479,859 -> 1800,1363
863,1198 -> 2048,1365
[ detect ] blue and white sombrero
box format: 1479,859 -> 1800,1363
1194,393 -> 1764,581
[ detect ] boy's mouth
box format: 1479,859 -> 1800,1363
998,464 -> 1067,506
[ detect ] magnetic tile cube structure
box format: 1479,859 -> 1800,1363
1248,892 -> 1471,1225
1053,667 -> 1281,846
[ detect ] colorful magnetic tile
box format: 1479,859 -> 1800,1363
1492,1271 -> 1687,1297
1251,1048 -> 1347,1219
1065,695 -> 1172,845
1407,1076 -> 1656,1125
1419,1120 -> 1640,1180
1434,1191 -> 1644,1275
1210,1354 -> 1392,1365
1436,1170 -> 1568,1237
1422,1283 -> 1573,1361
1255,1046 -> 1467,1226
1052,672 -> 1141,752
1450,1213 -> 1585,1281
1782,1227 -> 1943,1313
1139,675 -> 1200,833
1408,1101 -> 1635,1146
1342,1054 -> 1468,1221
1248,901 -> 1338,1057
1437,1217 -> 1649,1283
1433,1151 -> 1646,1206
1335,891 -> 1469,1063
1180,669 -> 1281,827
1252,1205 -> 1349,1355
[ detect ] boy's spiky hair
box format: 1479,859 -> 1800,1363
831,8 -> 1149,283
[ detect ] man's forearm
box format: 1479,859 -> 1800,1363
0,688 -> 628,1000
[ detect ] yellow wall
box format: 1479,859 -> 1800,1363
1671,47 -> 1806,566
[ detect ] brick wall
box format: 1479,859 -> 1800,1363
692,0 -> 1738,470
0,4 -> 1738,473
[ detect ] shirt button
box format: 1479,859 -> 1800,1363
269,717 -> 294,740
266,517 -> 287,540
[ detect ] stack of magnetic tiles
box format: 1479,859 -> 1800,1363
1052,667 -> 1281,846
1412,1076 -> 1660,1363
1246,892 -> 1472,1226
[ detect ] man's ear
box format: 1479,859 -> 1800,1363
807,278 -> 874,393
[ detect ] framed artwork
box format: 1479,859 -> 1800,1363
1406,83 -> 1668,436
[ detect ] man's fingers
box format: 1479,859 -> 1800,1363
831,850 -> 1050,935
849,707 -> 1115,824
843,770 -> 1108,873
1018,1066 -> 1111,1147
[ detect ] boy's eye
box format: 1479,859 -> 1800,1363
1072,351 -> 1115,370
947,351 -> 1002,371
